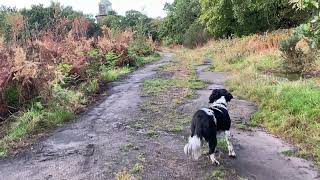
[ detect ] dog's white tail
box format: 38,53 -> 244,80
184,136 -> 201,160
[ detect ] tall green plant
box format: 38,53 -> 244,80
290,0 -> 320,48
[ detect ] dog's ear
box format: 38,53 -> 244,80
225,92 -> 233,102
209,89 -> 221,103
222,89 -> 233,102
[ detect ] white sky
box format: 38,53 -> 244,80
0,0 -> 174,18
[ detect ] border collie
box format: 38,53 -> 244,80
184,89 -> 236,165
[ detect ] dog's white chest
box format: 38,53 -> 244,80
201,108 -> 217,124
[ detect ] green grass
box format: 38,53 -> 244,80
80,79 -> 99,94
131,163 -> 143,174
281,149 -> 295,157
217,139 -> 228,152
142,53 -> 161,64
226,65 -> 320,165
143,77 -> 205,96
146,130 -> 160,138
120,143 -> 140,152
0,104 -> 75,157
235,123 -> 252,130
143,78 -> 176,95
101,66 -> 132,82
7,110 -> 42,141
210,167 -> 226,180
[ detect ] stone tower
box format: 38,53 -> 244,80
96,0 -> 112,23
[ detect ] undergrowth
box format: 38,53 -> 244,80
0,12 -> 160,156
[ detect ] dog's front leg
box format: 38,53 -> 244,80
208,137 -> 220,165
225,130 -> 236,157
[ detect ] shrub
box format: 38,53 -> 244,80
280,34 -> 316,73
80,79 -> 99,94
129,37 -> 155,56
101,66 -> 131,82
3,86 -> 19,108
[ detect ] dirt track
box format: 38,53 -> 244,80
0,53 -> 319,180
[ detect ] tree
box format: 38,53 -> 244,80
123,10 -> 151,35
200,0 -> 310,37
289,0 -> 320,48
21,3 -> 82,31
102,11 -> 125,30
0,6 -> 17,41
159,0 -> 201,44
199,0 -> 235,37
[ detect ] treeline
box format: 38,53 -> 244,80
0,4 -> 100,42
158,0 -> 310,47
101,10 -> 161,42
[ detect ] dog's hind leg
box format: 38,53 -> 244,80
225,130 -> 236,157
208,136 -> 220,165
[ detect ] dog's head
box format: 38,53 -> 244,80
209,89 -> 233,103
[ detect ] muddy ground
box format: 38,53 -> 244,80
0,53 -> 319,180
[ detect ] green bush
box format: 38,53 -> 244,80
3,86 -> 19,108
129,38 -> 154,56
280,34 -> 316,73
105,51 -> 121,68
80,79 -> 99,94
101,67 -> 131,82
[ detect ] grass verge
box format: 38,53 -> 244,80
201,32 -> 320,166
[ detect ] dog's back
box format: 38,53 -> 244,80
212,108 -> 231,131
191,110 -> 217,141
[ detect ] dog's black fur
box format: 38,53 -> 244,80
187,89 -> 233,158
209,89 -> 233,104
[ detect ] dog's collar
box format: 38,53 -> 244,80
209,107 -> 223,113
201,108 -> 217,125
211,96 -> 228,110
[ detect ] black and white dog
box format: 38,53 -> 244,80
184,89 -> 236,165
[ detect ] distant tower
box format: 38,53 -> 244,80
96,0 -> 112,23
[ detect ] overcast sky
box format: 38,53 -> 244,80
0,0 -> 174,18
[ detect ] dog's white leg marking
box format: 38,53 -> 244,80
225,131 -> 236,157
210,154 -> 220,165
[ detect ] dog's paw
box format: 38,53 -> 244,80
212,159 -> 220,165
210,154 -> 220,165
